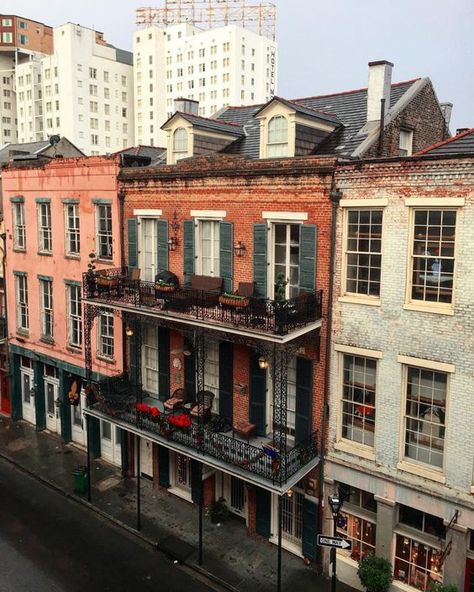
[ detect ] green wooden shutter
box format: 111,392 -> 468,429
59,369 -> 72,444
129,333 -> 138,388
249,350 -> 267,437
302,498 -> 319,561
219,341 -> 233,422
34,361 -> 45,431
299,224 -> 317,292
219,222 -> 233,292
127,218 -> 138,270
255,487 -> 271,538
183,220 -> 195,286
158,445 -> 170,487
295,357 -> 313,445
191,460 -> 202,504
184,349 -> 196,404
157,219 -> 169,272
10,353 -> 21,421
89,416 -> 101,459
158,328 -> 170,399
253,223 -> 268,298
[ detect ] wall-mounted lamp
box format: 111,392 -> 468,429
258,356 -> 269,370
286,488 -> 293,499
234,241 -> 246,257
30,386 -> 36,398
125,326 -> 134,337
168,210 -> 180,251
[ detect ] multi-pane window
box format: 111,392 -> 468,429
399,129 -> 413,156
410,210 -> 456,305
341,354 -> 377,447
96,204 -> 113,260
271,355 -> 297,438
142,324 -> 159,396
404,366 -> 447,469
13,202 -> 26,250
336,485 -> 376,562
345,210 -> 383,297
37,202 -> 52,253
204,342 -> 219,413
273,223 -> 300,298
67,284 -> 82,348
65,204 -> 80,256
172,128 -> 188,162
141,218 -> 158,282
16,275 -> 29,331
40,279 -> 53,339
394,505 -> 444,589
267,115 -> 288,157
198,220 -> 220,276
98,313 -> 114,359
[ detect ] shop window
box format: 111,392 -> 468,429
336,484 -> 376,562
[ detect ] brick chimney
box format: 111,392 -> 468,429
439,102 -> 453,127
367,60 -> 393,123
174,98 -> 199,116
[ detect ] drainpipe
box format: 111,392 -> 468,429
317,173 -> 342,572
377,98 -> 386,157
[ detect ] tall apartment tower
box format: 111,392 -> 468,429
133,21 -> 278,146
0,14 -> 53,145
15,23 -> 135,155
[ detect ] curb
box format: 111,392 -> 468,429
0,449 -> 237,592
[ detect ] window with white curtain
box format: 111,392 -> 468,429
267,115 -> 288,157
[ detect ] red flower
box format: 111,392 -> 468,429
167,414 -> 191,429
150,407 -> 161,418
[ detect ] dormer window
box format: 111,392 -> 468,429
172,127 -> 188,162
267,115 -> 288,157
399,128 -> 413,156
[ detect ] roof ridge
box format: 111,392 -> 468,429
178,111 -> 243,128
292,78 -> 422,103
416,128 -> 474,155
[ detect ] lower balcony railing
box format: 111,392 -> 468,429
93,399 -> 319,487
83,268 -> 323,336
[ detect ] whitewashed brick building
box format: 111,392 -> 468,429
325,135 -> 474,592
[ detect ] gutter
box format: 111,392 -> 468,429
317,174 -> 341,571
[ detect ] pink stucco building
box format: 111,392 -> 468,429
2,155 -> 123,458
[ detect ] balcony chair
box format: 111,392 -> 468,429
122,267 -> 141,295
163,388 -> 185,412
190,390 -> 214,423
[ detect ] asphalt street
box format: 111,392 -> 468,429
0,457 -> 219,592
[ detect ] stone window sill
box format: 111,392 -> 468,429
37,251 -> 53,257
403,302 -> 454,316
397,461 -> 446,484
40,336 -> 55,345
338,295 -> 381,307
96,354 -> 116,365
334,440 -> 376,461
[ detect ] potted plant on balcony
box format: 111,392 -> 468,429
207,497 -> 229,524
155,279 -> 176,293
219,291 -> 250,308
274,272 -> 288,302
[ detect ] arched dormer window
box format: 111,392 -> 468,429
267,115 -> 288,157
172,127 -> 188,162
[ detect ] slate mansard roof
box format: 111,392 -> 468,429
215,78 -> 423,159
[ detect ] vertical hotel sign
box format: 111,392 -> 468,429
269,47 -> 276,97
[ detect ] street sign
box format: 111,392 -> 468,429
317,535 -> 351,550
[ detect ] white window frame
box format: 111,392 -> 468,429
95,204 -> 113,260
16,275 -> 29,332
406,208 -> 457,311
37,202 -> 52,253
401,363 -> 449,472
343,208 -> 383,300
399,128 -> 414,156
172,127 -> 188,163
67,284 -> 82,348
195,217 -> 221,277
267,115 -> 289,158
13,202 -> 26,250
64,204 -> 80,256
139,217 -> 159,282
142,324 -> 159,397
39,279 -> 53,340
203,341 -> 219,413
269,221 -> 301,299
98,313 -> 114,360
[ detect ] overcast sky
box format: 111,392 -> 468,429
4,0 -> 473,131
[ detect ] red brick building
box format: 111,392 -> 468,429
82,61 -> 450,569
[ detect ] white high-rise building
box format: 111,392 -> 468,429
15,23 -> 135,155
133,22 -> 277,146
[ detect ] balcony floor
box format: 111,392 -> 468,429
84,406 -> 319,495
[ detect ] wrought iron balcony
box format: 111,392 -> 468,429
90,388 -> 318,489
83,268 -> 323,338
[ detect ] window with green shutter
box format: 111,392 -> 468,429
127,218 -> 138,269
183,220 -> 195,286
219,222 -> 233,292
253,223 -> 268,298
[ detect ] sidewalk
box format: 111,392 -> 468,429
0,416 -> 357,592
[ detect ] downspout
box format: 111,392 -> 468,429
317,169 -> 341,572
377,98 -> 386,157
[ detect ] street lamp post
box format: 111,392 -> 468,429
328,494 -> 344,592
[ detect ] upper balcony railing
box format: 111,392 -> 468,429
83,267 -> 323,337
